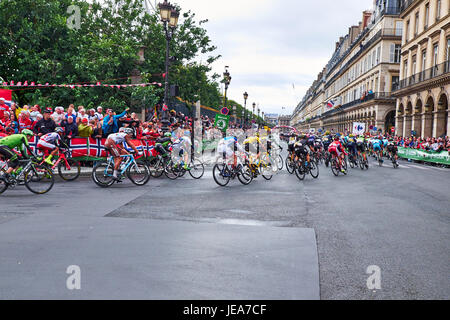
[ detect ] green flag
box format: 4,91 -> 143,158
215,114 -> 229,131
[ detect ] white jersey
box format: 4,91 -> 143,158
39,132 -> 61,144
107,132 -> 128,144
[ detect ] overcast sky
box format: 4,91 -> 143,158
179,0 -> 373,116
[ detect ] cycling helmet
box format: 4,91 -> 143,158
55,127 -> 64,133
21,129 -> 34,136
119,127 -> 125,133
334,136 -> 340,141
164,132 -> 172,138
123,128 -> 134,135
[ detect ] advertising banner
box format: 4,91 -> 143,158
397,147 -> 450,165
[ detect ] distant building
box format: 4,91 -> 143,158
264,113 -> 279,126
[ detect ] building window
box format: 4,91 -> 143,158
422,50 -> 427,71
392,76 -> 399,91
404,60 -> 408,78
425,3 -> 429,29
433,44 -> 439,66
436,0 -> 441,20
412,56 -> 417,75
415,12 -> 419,35
376,46 -> 381,63
447,38 -> 450,62
406,20 -> 410,41
390,44 -> 401,63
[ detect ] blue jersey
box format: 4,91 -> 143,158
382,139 -> 389,147
372,139 -> 381,147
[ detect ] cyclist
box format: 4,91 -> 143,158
294,134 -> 311,167
328,135 -> 347,173
346,134 -> 357,164
371,136 -> 383,163
37,127 -> 65,165
356,135 -> 369,169
0,129 -> 36,183
172,130 -> 192,170
104,127 -> 141,180
154,132 -> 173,158
387,138 -> 399,166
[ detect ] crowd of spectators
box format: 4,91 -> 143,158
395,135 -> 450,153
0,98 -> 220,141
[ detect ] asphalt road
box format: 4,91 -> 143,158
0,144 -> 449,299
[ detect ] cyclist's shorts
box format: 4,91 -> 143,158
0,145 -> 19,167
387,145 -> 398,154
373,144 -> 382,151
106,145 -> 121,157
217,144 -> 234,158
37,141 -> 56,152
356,142 -> 365,152
288,144 -> 295,153
328,146 -> 340,157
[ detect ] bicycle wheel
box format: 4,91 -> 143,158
189,159 -> 205,180
295,163 -> 306,181
0,176 -> 8,194
58,158 -> 81,181
349,156 -> 355,168
261,163 -> 273,180
359,155 -> 365,170
92,161 -> 115,188
342,158 -> 348,174
127,161 -> 151,186
286,157 -> 295,174
237,163 -> 253,185
24,164 -> 54,194
164,160 -> 180,180
148,158 -> 165,178
331,159 -> 339,176
213,163 -> 230,187
309,161 -> 319,179
276,155 -> 284,171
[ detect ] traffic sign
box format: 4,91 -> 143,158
215,114 -> 229,131
220,107 -> 229,116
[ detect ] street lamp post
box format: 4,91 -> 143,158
243,92 -> 248,129
158,0 -> 180,132
257,107 -> 260,129
262,111 -> 265,128
252,103 -> 256,128
222,66 -> 232,108
233,105 -> 236,127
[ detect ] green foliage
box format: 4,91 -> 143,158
0,0 -> 234,113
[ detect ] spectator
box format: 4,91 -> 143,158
102,107 -> 129,137
51,106 -> 65,125
0,98 -> 9,119
77,108 -> 89,124
88,109 -> 98,121
30,105 -> 43,122
92,119 -> 103,138
19,111 -> 33,132
34,108 -> 56,136
6,113 -> 19,134
78,118 -> 93,137
63,115 -> 78,139
95,106 -> 104,121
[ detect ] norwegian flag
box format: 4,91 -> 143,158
88,138 -> 108,158
123,139 -> 145,154
69,138 -> 89,157
28,136 -> 40,155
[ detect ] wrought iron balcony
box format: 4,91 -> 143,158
394,60 -> 450,91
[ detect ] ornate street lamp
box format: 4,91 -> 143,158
252,102 -> 256,125
158,0 -> 180,132
243,92 -> 248,129
262,111 -> 265,127
257,107 -> 260,129
222,66 -> 232,108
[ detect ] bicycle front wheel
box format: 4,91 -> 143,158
213,163 -> 230,187
58,158 -> 81,181
24,164 -> 55,194
276,155 -> 284,171
309,161 -> 319,179
92,162 -> 115,188
0,176 -> 8,194
189,159 -> 205,180
127,161 -> 151,186
286,157 -> 295,174
295,163 -> 306,181
237,164 -> 253,185
331,159 -> 339,176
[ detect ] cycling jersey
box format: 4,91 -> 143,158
0,134 -> 30,155
107,132 -> 128,144
39,132 -> 61,144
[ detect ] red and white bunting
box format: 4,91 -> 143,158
1,81 -> 162,88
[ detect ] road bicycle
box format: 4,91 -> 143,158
92,152 -> 150,188
212,153 -> 253,187
0,157 -> 55,195
347,152 -> 358,169
294,154 -> 319,181
165,158 -> 205,180
357,151 -> 369,170
248,153 -> 274,181
38,145 -> 81,181
330,153 -> 348,176
285,151 -> 296,174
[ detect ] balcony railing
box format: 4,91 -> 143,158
325,29 -> 402,89
320,92 -> 395,118
393,60 -> 450,91
400,0 -> 417,13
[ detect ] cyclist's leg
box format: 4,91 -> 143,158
0,146 -> 19,176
